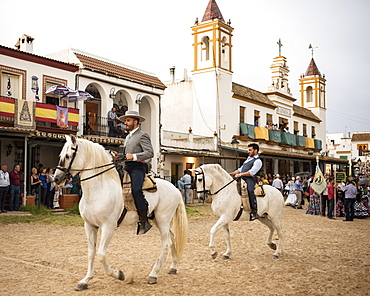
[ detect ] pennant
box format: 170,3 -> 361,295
311,163 -> 327,195
57,106 -> 68,128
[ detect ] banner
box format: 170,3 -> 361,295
311,163 -> 327,194
14,99 -> 35,129
57,106 -> 68,128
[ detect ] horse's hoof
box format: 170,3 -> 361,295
221,255 -> 230,260
268,243 -> 277,250
147,276 -> 157,284
75,283 -> 88,291
118,270 -> 125,281
211,251 -> 218,259
272,255 -> 279,259
167,268 -> 177,274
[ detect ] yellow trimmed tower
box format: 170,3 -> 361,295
299,58 -> 327,141
191,0 -> 233,137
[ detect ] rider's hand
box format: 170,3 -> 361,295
125,153 -> 134,160
110,150 -> 119,159
235,173 -> 242,178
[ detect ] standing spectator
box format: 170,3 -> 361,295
327,177 -> 335,219
306,185 -> 321,215
9,164 -> 21,211
46,168 -> 55,209
285,179 -> 297,206
272,174 -> 284,193
0,164 -> 10,213
107,107 -> 119,137
30,167 -> 41,205
294,176 -> 304,209
267,173 -> 273,185
338,180 -> 357,222
335,188 -> 346,217
178,170 -> 192,204
39,167 -> 48,207
321,180 -> 329,216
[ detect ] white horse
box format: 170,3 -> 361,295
192,164 -> 284,259
54,135 -> 188,290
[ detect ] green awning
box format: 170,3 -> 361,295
314,139 -> 322,150
296,135 -> 306,147
268,130 -> 281,143
281,132 -> 297,146
240,123 -> 255,139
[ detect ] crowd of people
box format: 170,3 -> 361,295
266,172 -> 370,221
0,163 -> 82,212
264,122 -> 290,133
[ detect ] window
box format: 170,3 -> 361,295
266,113 -> 273,126
320,86 -> 325,108
294,121 -> 299,135
311,126 -> 316,138
201,36 -> 210,61
1,72 -> 20,98
239,106 -> 246,123
45,81 -> 61,106
306,86 -> 313,103
303,124 -> 307,136
358,144 -> 368,156
254,110 -> 260,126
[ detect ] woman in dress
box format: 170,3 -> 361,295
46,168 -> 55,209
354,184 -> 369,219
30,167 -> 41,205
306,183 -> 321,215
285,179 -> 297,207
39,167 -> 48,207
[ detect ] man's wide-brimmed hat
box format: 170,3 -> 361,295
118,110 -> 146,122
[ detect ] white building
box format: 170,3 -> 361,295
160,0 -> 347,181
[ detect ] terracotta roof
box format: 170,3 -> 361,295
232,82 -> 276,108
74,53 -> 166,89
293,104 -> 321,122
202,0 -> 225,22
352,133 -> 370,141
305,58 -> 321,76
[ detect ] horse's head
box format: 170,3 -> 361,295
190,165 -> 214,198
54,135 -> 81,185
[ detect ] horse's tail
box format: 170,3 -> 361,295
171,197 -> 188,260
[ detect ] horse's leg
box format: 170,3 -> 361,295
268,216 -> 284,259
147,221 -> 172,284
167,230 -> 178,275
97,225 -> 125,281
75,222 -> 98,291
209,215 -> 230,259
258,217 -> 276,251
221,223 -> 232,259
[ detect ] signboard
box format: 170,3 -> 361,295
276,107 -> 292,117
335,172 -> 346,184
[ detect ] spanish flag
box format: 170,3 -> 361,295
311,163 -> 327,195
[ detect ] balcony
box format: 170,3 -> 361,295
239,123 -> 322,151
0,96 -> 78,132
82,114 -> 127,138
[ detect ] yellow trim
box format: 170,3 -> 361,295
336,151 -> 351,154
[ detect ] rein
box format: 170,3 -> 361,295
196,167 -> 239,195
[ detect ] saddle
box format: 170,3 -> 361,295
122,171 -> 157,212
237,179 -> 265,213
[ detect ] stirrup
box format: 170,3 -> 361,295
137,221 -> 152,235
250,212 -> 260,221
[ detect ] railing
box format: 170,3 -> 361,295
239,123 -> 322,151
162,130 -> 217,151
81,114 -> 127,138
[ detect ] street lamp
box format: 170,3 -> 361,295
231,137 -> 240,169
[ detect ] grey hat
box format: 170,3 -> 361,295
118,110 -> 146,122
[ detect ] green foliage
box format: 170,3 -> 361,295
67,202 -> 80,215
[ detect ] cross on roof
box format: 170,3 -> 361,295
277,38 -> 283,56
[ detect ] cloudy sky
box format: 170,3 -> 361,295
1,0 -> 369,134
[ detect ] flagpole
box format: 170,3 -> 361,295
317,156 -> 323,216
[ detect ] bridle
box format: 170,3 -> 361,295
195,167 -> 239,196
55,144 -> 117,182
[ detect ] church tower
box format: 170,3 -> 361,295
299,57 -> 327,141
191,0 -> 233,137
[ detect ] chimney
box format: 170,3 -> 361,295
169,66 -> 175,83
15,34 -> 34,53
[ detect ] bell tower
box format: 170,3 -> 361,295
299,56 -> 327,141
190,0 -> 233,137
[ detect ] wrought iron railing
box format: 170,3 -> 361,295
82,114 -> 127,138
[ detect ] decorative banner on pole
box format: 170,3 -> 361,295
14,99 -> 36,129
311,158 -> 327,195
57,106 -> 68,128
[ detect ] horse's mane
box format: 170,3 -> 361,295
202,164 -> 233,181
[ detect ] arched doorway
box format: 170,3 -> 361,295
84,84 -> 102,136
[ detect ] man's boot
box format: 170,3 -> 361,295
250,209 -> 260,221
137,209 -> 152,235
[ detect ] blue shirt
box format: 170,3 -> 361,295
238,156 -> 262,177
40,174 -> 48,189
342,184 -> 357,199
294,180 -> 303,191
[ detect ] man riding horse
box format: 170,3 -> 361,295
111,110 -> 154,235
230,143 -> 262,221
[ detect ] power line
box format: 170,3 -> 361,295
327,109 -> 370,126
